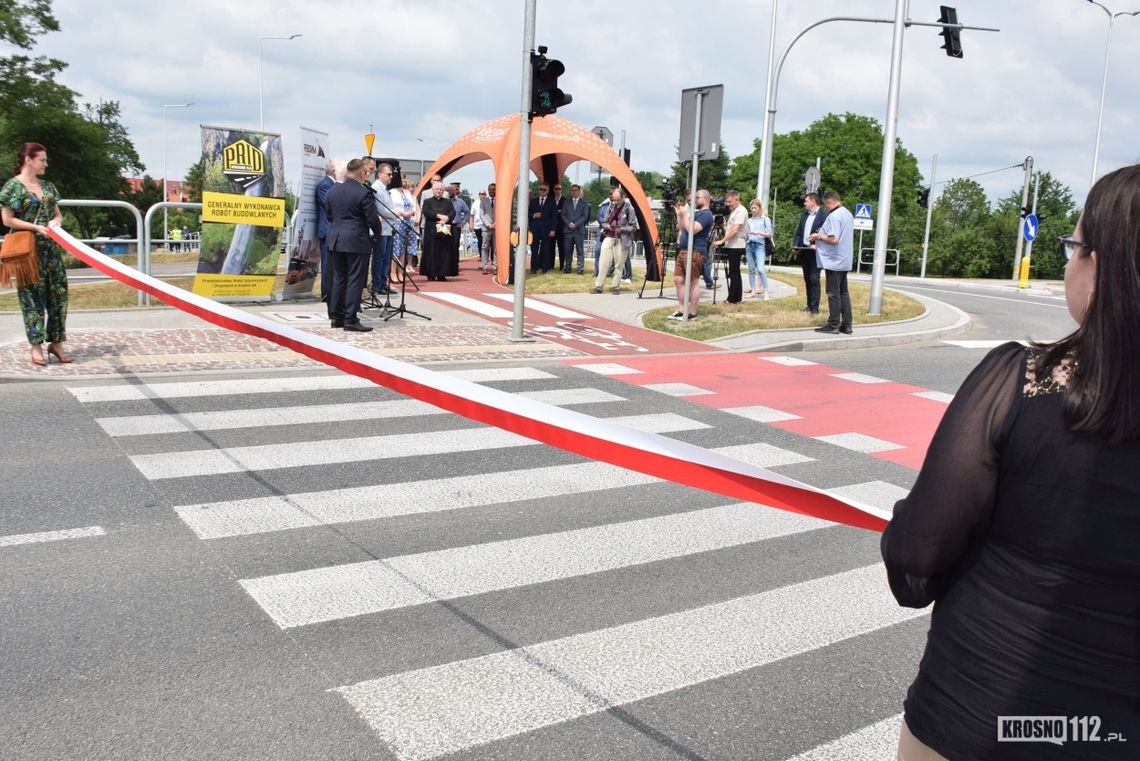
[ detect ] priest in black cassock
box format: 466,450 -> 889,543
419,180 -> 455,281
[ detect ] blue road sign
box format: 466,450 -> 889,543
854,203 -> 873,219
1023,214 -> 1038,242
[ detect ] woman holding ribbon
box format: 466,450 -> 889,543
882,164 -> 1140,760
1,142 -> 70,366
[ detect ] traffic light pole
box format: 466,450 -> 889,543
1012,155 -> 1033,281
867,0 -> 907,316
510,0 -> 537,342
920,154 -> 937,278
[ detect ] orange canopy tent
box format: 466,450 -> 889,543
414,113 -> 663,284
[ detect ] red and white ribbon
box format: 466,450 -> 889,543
50,226 -> 889,532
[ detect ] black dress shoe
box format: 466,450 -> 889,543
814,326 -> 839,334
840,327 -> 854,335
342,323 -> 373,333
330,320 -> 344,328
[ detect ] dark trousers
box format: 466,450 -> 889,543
473,229 -> 483,255
531,234 -> 555,272
565,230 -> 585,272
555,227 -> 567,270
330,250 -> 369,324
370,235 -> 393,292
824,269 -> 852,330
319,237 -> 330,300
724,247 -> 745,302
799,250 -> 821,311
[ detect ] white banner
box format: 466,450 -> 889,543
282,126 -> 330,299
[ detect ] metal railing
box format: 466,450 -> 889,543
142,202 -> 202,306
59,200 -> 146,306
856,247 -> 900,276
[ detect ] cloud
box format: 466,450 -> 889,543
28,0 -> 1139,205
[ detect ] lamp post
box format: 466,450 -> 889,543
259,34 -> 301,129
1087,1 -> 1140,186
162,102 -> 193,250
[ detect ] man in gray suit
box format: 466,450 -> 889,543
562,183 -> 590,274
325,158 -> 383,332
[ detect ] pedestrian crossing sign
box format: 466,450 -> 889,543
855,203 -> 873,219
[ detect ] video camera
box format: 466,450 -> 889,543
658,179 -> 679,205
708,196 -> 730,216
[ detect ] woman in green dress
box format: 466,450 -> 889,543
0,142 -> 69,366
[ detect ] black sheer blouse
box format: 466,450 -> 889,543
882,342 -> 1140,760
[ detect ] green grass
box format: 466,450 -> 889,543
520,264 -> 925,342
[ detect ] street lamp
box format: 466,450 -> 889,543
259,34 -> 301,129
163,101 -> 193,250
1087,1 -> 1140,186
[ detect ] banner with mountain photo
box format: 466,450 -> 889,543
194,125 -> 287,300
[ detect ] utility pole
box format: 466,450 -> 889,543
1012,155 -> 1033,280
867,0 -> 906,315
920,154 -> 937,278
510,0 -> 537,342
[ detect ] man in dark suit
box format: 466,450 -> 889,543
792,192 -> 828,314
325,158 -> 383,332
528,182 -> 557,273
562,184 -> 590,274
552,183 -> 567,272
314,159 -> 336,303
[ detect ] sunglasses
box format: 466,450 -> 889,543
1056,236 -> 1086,262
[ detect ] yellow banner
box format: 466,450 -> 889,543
193,273 -> 276,298
202,191 -> 286,228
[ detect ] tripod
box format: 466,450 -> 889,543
384,255 -> 430,322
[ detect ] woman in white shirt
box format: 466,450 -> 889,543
745,200 -> 772,299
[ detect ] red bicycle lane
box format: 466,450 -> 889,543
411,263 -> 710,356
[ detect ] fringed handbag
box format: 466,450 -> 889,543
0,230 -> 39,288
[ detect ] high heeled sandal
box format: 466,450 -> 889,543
48,344 -> 74,363
30,346 -> 46,366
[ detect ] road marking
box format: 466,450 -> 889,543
68,374 -> 376,403
783,714 -> 903,761
827,481 -> 909,512
722,405 -> 803,423
574,363 -> 642,375
815,432 -> 904,454
129,413 -> 709,480
911,390 -> 954,404
446,367 -> 557,382
485,293 -> 591,319
242,503 -> 832,629
335,565 -> 926,761
175,442 -> 815,540
762,356 -> 818,367
641,382 -> 714,396
893,284 -> 1067,308
95,388 -> 621,437
0,525 -> 105,548
830,372 -> 890,384
417,291 -> 514,318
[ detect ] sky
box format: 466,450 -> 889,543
31,0 -> 1140,207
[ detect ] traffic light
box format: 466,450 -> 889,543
622,148 -> 631,166
1019,205 -> 1032,218
530,47 -> 572,116
938,6 -> 963,58
918,188 -> 930,208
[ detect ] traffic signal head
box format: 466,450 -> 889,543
938,6 -> 963,58
530,51 -> 572,116
1020,205 -> 1032,218
918,188 -> 930,208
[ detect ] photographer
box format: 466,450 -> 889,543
713,190 -> 748,303
671,188 -> 714,320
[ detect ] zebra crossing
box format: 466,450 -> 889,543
64,365 -> 926,760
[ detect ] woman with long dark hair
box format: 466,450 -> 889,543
883,164 -> 1140,760
0,142 -> 69,366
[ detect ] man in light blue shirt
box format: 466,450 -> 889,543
810,189 -> 854,334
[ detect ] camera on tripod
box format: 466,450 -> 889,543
708,196 -> 730,216
658,180 -> 679,205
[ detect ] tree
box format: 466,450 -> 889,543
0,1 -> 144,237
668,142 -> 731,197
937,178 -> 989,232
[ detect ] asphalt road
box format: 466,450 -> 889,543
0,284 -> 1067,761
